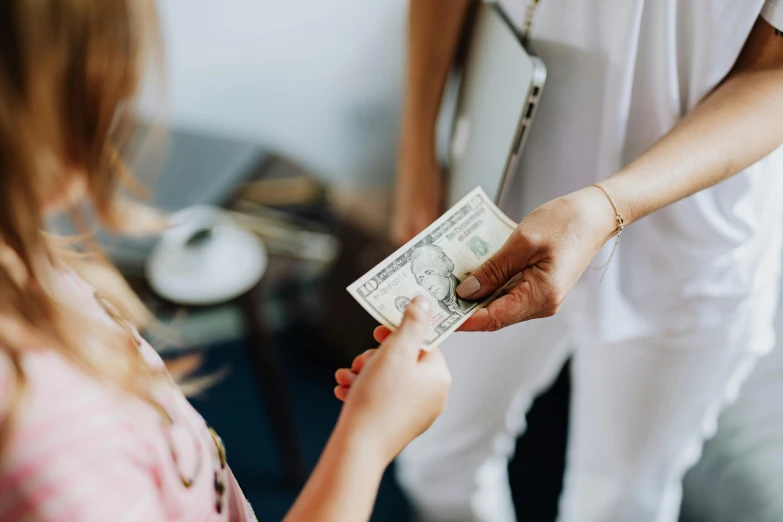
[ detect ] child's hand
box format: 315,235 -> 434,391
332,297 -> 451,465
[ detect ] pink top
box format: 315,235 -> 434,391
0,270 -> 256,522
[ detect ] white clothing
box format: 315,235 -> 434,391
397,1 -> 783,521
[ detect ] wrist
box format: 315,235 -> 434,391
594,174 -> 636,226
396,153 -> 442,190
398,126 -> 436,174
400,101 -> 437,145
566,187 -> 625,245
332,414 -> 394,470
398,146 -> 437,172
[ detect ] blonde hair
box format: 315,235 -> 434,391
0,0 -> 166,452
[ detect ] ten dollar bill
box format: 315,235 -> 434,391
347,186 -> 517,349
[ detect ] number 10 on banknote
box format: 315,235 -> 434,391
347,187 -> 518,349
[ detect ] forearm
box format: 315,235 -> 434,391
602,65 -> 783,225
400,0 -> 473,167
284,421 -> 387,522
595,18 -> 783,226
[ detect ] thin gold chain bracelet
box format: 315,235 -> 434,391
589,183 -> 625,281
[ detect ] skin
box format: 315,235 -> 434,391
284,297 -> 451,522
393,0 -> 783,331
458,16 -> 783,331
390,0 -> 473,245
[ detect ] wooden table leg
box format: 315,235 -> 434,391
237,286 -> 308,489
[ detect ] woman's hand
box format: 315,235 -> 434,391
451,15 -> 783,333
333,296 -> 451,465
454,187 -> 619,332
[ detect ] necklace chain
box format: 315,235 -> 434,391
521,0 -> 543,42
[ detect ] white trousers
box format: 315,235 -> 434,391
396,287 -> 779,522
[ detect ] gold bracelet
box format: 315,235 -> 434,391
590,183 -> 625,236
589,183 -> 625,281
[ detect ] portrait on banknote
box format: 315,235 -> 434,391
410,244 -> 472,316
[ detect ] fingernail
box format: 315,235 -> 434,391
457,276 -> 480,298
411,295 -> 431,310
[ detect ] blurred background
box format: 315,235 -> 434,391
141,0 -> 404,193
111,1 -> 783,521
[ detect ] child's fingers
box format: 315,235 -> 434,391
383,296 -> 431,357
351,349 -> 378,372
419,345 -> 444,364
335,368 -> 357,386
373,326 -> 393,343
334,385 -> 349,401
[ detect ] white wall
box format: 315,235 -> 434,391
142,0 -> 407,188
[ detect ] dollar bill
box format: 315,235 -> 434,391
347,186 -> 517,349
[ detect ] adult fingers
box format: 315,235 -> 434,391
456,229 -> 538,301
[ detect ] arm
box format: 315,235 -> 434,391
400,0 -> 473,166
391,0 -> 474,244
603,17 -> 783,225
285,298 -> 450,522
455,16 -> 783,331
283,424 -> 386,522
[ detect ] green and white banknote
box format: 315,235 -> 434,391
347,187 -> 518,349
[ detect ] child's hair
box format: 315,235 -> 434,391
0,0 -> 164,451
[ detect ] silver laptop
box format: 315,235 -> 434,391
445,3 -> 546,206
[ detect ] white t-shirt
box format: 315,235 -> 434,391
496,0 -> 783,345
